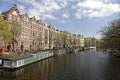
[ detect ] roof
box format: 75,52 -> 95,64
0,53 -> 33,61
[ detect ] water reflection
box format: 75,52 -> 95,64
0,51 -> 120,80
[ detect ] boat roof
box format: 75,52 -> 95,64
0,54 -> 33,61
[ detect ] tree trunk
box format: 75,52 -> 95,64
12,41 -> 14,52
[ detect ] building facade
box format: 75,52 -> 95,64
1,4 -> 84,53
2,4 -> 21,52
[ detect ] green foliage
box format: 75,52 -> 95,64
9,21 -> 21,41
0,15 -> 21,51
0,15 -> 12,42
49,30 -> 53,49
55,33 -> 62,47
73,38 -> 77,46
61,33 -> 68,47
9,21 -> 21,51
84,39 -> 90,47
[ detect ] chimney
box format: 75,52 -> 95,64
14,4 -> 17,7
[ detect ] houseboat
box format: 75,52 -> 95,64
0,51 -> 54,69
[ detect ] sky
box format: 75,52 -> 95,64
0,0 -> 120,39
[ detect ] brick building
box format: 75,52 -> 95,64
1,4 -> 84,53
1,4 -> 48,52
2,4 -> 21,52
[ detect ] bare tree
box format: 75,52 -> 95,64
100,18 -> 120,51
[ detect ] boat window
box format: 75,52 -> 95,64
4,61 -> 12,66
18,60 -> 23,66
0,60 -> 2,65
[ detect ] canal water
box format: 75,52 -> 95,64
0,51 -> 120,80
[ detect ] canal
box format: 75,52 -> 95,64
0,51 -> 120,80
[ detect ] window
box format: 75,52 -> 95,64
8,14 -> 12,22
22,27 -> 24,33
17,17 -> 20,22
18,60 -> 21,65
4,61 -> 12,67
13,17 -> 15,21
0,41 -> 4,46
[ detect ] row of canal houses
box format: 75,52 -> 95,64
0,4 -> 84,54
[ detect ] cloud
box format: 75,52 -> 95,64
62,12 -> 70,18
42,14 -> 58,20
58,20 -> 66,23
75,12 -> 82,19
17,4 -> 26,14
17,0 -> 67,20
74,0 -> 120,19
18,5 -> 25,10
57,0 -> 67,8
16,0 -> 120,20
1,0 -> 14,2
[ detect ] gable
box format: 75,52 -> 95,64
12,11 -> 18,16
8,4 -> 20,16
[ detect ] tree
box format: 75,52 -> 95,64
96,39 -> 101,48
84,39 -> 90,47
9,21 -> 21,51
49,29 -> 53,49
53,32 -> 62,48
68,36 -> 73,47
61,32 -> 68,48
0,15 -> 12,42
73,38 -> 77,46
100,18 -> 120,51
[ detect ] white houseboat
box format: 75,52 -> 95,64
0,51 -> 54,69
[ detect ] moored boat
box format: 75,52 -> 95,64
0,51 -> 54,69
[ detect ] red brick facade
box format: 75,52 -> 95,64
2,4 -> 21,52
1,4 -> 84,53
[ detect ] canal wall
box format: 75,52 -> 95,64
53,48 -> 67,54
53,47 -> 84,54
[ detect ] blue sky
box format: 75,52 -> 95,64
0,0 -> 120,38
